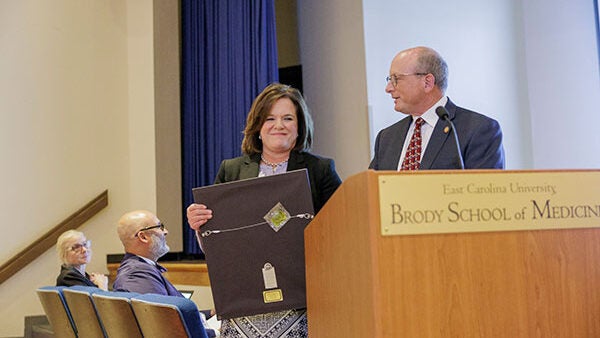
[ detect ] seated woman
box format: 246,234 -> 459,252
55,230 -> 108,290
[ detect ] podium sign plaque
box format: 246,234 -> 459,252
379,170 -> 600,236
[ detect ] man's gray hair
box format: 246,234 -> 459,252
416,48 -> 449,93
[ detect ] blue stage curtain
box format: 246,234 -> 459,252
181,0 -> 279,254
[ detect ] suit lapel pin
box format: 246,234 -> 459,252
444,126 -> 450,134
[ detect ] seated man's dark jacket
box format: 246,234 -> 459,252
113,253 -> 216,337
112,253 -> 183,296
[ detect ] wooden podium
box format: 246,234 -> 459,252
304,170 -> 600,337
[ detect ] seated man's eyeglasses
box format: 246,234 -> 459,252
70,240 -> 91,252
135,223 -> 166,237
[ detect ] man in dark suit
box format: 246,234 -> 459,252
369,46 -> 505,170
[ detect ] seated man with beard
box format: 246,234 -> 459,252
113,210 -> 218,337
113,210 -> 182,296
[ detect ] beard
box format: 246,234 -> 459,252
149,233 -> 170,259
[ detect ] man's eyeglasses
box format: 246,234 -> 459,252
70,240 -> 91,252
135,223 -> 166,237
386,73 -> 428,87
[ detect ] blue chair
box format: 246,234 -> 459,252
62,285 -> 107,338
92,290 -> 143,338
131,293 -> 209,338
36,286 -> 77,338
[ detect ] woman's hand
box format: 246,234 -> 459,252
90,273 -> 109,291
187,203 -> 213,231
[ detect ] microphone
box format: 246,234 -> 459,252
435,106 -> 465,169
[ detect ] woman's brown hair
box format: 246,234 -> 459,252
241,83 -> 314,155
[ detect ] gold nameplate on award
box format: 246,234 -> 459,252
263,289 -> 283,303
379,170 -> 600,236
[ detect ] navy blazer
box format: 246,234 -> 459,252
214,150 -> 342,213
113,253 -> 183,297
369,99 -> 505,170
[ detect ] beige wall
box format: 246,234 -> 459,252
0,1 -> 156,336
153,0 -> 183,252
297,0 -> 371,179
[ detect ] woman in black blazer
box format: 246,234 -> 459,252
55,230 -> 108,290
187,83 -> 341,338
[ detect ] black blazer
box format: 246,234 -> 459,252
56,264 -> 97,288
369,99 -> 505,170
214,151 -> 342,213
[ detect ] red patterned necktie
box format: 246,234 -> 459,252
401,117 -> 425,170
